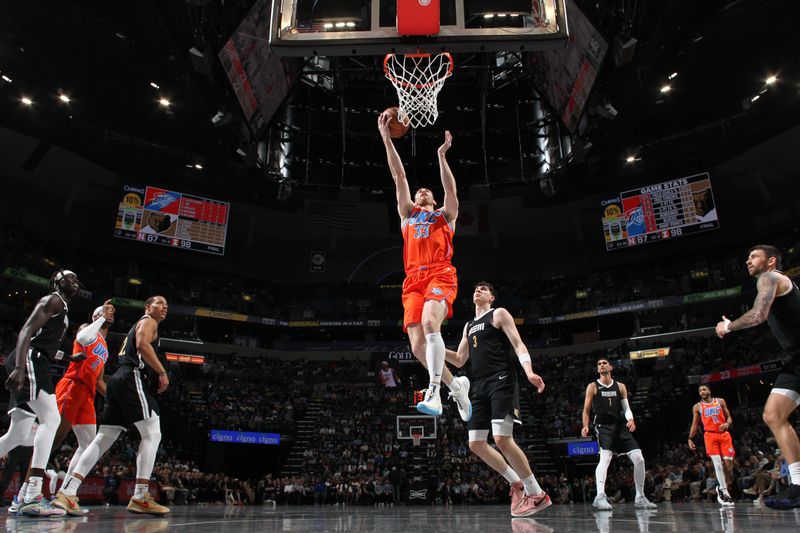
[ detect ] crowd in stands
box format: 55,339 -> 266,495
2,225 -> 799,331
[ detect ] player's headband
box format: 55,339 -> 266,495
54,270 -> 77,282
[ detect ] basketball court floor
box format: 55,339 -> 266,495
6,503 -> 800,532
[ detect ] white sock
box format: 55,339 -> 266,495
425,332 -> 445,385
133,483 -> 148,499
24,476 -> 43,503
789,461 -> 800,486
16,481 -> 28,502
502,466 -> 521,485
522,474 -> 543,496
446,376 -> 461,393
60,475 -> 82,497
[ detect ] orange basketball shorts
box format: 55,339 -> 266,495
704,431 -> 735,458
402,263 -> 457,332
55,378 -> 96,425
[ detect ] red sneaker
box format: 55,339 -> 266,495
509,481 -> 524,515
511,491 -> 552,517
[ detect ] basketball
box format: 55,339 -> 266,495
383,107 -> 410,138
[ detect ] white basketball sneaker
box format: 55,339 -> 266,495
592,493 -> 613,510
416,387 -> 442,416
448,376 -> 472,421
634,496 -> 657,509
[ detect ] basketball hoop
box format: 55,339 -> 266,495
384,52 -> 454,129
411,432 -> 423,447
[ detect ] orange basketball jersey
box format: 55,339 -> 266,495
402,207 -> 454,273
699,398 -> 725,432
63,334 -> 109,396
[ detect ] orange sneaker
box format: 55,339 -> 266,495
511,491 -> 552,517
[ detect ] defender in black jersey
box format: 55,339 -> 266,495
447,282 -> 550,517
582,359 -> 656,510
1,269 -> 80,516
57,295 -> 170,516
716,245 -> 800,509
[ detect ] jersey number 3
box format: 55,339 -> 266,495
472,335 -> 477,348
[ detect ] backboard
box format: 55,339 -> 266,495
397,415 -> 437,441
270,0 -> 568,56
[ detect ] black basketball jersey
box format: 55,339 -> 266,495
592,380 -> 624,424
466,309 -> 515,379
120,315 -> 159,370
30,292 -> 69,358
767,275 -> 800,353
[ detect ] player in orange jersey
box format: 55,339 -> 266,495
688,384 -> 735,507
50,301 -> 114,514
378,112 -> 471,420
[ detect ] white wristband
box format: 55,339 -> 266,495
723,320 -> 731,333
518,353 -> 531,366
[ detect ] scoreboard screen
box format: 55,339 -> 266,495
602,172 -> 719,251
114,185 -> 230,255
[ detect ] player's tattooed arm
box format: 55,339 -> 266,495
729,272 -> 779,331
687,404 -> 700,449
581,382 -> 595,437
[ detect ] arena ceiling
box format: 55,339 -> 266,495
0,0 -> 797,206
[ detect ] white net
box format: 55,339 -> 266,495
384,52 -> 453,129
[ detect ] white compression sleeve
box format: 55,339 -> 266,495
595,449 -> 613,495
620,399 -> 634,421
76,316 -> 105,346
710,455 -> 727,490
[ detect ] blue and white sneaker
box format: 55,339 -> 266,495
416,387 -> 442,416
448,376 -> 472,422
7,495 -> 19,515
19,495 -> 67,517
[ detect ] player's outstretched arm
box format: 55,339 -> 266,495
581,383 -> 595,437
687,404 -> 700,450
445,324 -> 470,368
493,308 -> 543,392
6,294 -> 63,392
716,271 -> 779,337
378,113 -> 413,220
437,130 -> 458,223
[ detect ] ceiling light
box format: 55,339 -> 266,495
625,156 -> 636,163
765,75 -> 777,85
21,96 -> 33,106
751,95 -> 760,102
498,13 -> 508,17
323,23 -> 333,29
335,22 -> 345,28
58,94 -> 70,103
659,85 -> 671,93
484,14 -> 495,19
1,75 -> 11,83
194,163 -> 203,170
150,82 -> 160,89
668,72 -> 678,80
346,21 -> 355,28
159,97 -> 171,107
